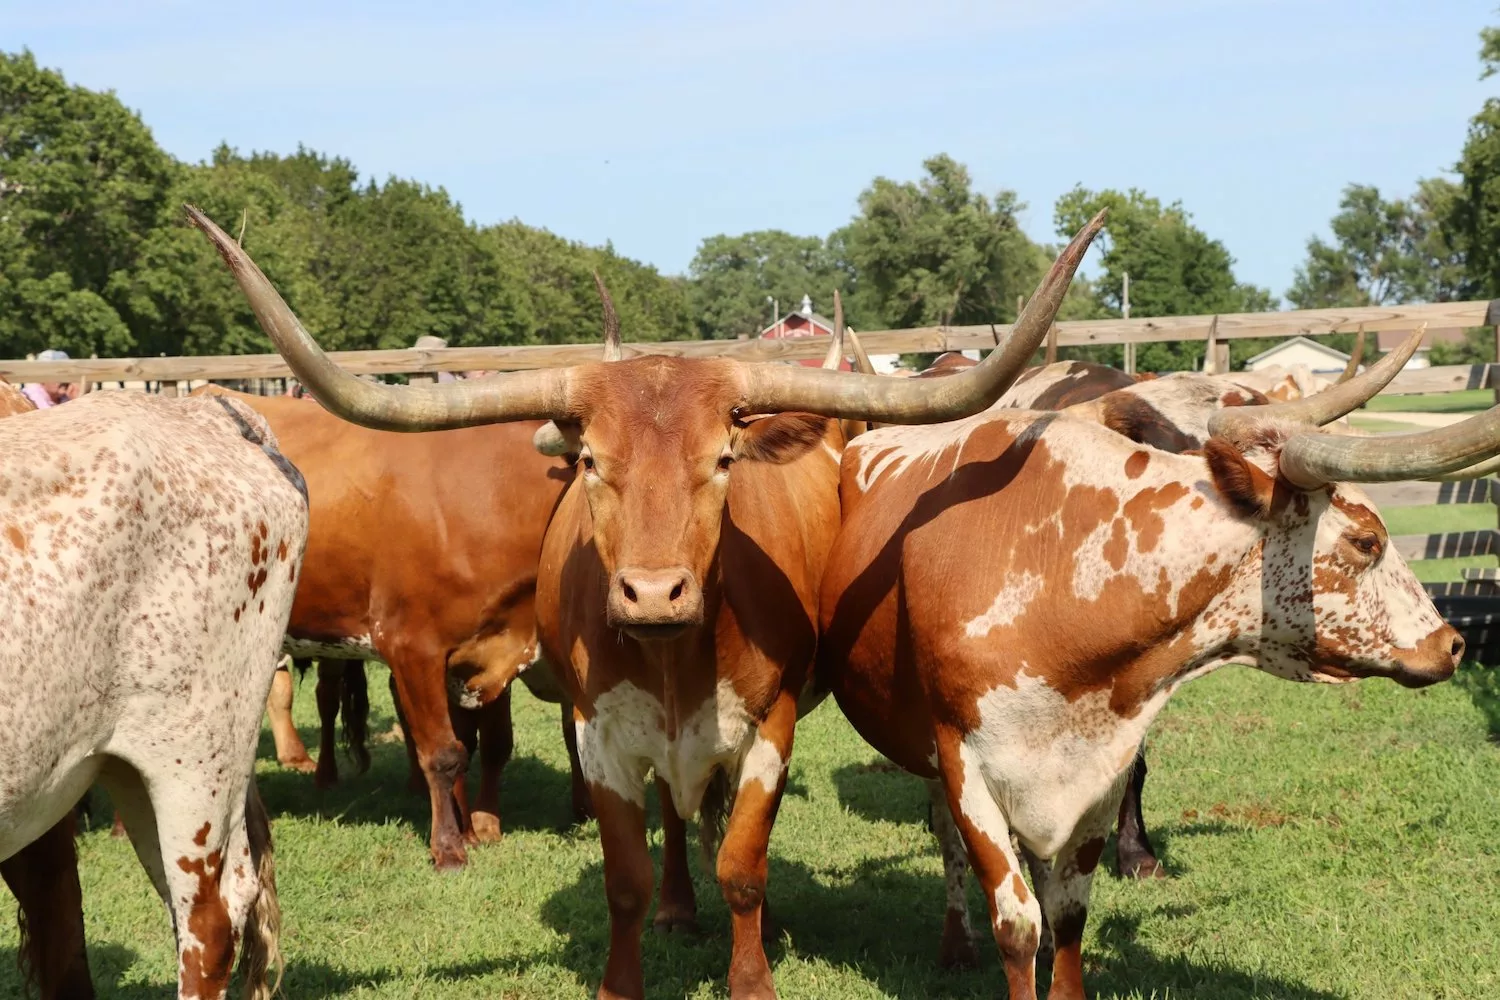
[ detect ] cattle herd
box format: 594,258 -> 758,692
0,204 -> 1489,1000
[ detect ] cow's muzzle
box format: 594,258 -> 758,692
1389,624 -> 1464,688
607,567 -> 704,640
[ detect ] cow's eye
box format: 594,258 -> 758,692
1351,532 -> 1381,557
580,452 -> 596,473
717,453 -> 734,472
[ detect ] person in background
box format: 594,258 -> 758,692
21,349 -> 82,408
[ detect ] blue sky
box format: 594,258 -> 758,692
7,1 -> 1496,300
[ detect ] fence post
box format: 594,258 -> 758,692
410,335 -> 447,386
1121,272 -> 1135,375
159,381 -> 179,398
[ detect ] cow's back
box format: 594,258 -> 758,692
0,391 -> 307,856
202,389 -> 571,690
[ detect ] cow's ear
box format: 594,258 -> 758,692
533,420 -> 581,458
1205,437 -> 1276,520
735,413 -> 830,465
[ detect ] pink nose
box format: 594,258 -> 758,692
607,567 -> 703,636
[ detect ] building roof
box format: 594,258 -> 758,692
1376,327 -> 1465,351
760,312 -> 836,338
1243,336 -> 1352,368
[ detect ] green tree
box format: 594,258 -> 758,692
0,49 -> 179,357
1054,186 -> 1275,370
688,230 -> 843,339
1287,181 -> 1464,309
835,155 -> 1044,333
1450,19 -> 1500,302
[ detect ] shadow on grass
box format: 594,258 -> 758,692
0,942 -> 509,999
519,846 -> 1345,1000
1454,663 -> 1500,741
831,758 -> 928,826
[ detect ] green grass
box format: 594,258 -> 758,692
1382,503 -> 1498,536
1408,554 -> 1500,583
1346,416 -> 1427,435
1363,389 -> 1495,414
4,664 -> 1497,999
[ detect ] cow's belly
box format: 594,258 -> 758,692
0,752 -> 101,861
282,634 -> 379,661
577,679 -> 759,818
961,673 -> 1163,859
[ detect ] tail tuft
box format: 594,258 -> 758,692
238,781 -> 282,1000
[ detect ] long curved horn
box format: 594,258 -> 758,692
821,290 -> 846,370
1427,452 -> 1500,481
594,271 -> 622,362
1280,404 -> 1500,486
732,211 -> 1106,423
846,328 -> 877,375
1203,315 -> 1220,375
1337,325 -> 1365,384
1208,326 -> 1425,441
189,205 -> 576,429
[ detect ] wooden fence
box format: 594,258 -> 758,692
4,298 -> 1499,393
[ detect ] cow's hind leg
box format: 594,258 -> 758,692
935,730 -> 1041,1000
926,779 -> 978,969
313,659 -> 346,790
652,775 -> 697,934
266,658 -> 316,774
1113,745 -> 1164,879
99,760 -> 280,1000
1,812 -> 94,999
713,690 -> 796,999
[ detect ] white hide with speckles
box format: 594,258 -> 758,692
950,735 -> 1040,941
282,634 -> 377,661
576,678 -> 772,816
846,411 -> 1453,879
0,392 -> 307,997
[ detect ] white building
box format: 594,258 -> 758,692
1242,336 -> 1354,376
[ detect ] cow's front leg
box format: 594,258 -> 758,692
1031,808 -> 1113,1000
935,728 -> 1041,1000
388,647 -> 470,870
653,775 -> 698,933
717,691 -> 796,999
585,766 -> 651,997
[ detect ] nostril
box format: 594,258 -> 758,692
622,582 -> 638,604
669,581 -> 684,602
1451,635 -> 1466,660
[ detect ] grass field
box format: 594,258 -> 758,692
4,662 -> 1497,1000
1363,389 -> 1494,414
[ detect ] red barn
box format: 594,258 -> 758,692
759,295 -> 852,370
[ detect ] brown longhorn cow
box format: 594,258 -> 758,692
190,386 -> 573,869
190,203 -> 1105,1000
816,329 -> 1476,1000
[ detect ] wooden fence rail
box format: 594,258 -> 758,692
4,299 -> 1498,385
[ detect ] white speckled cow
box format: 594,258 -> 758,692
0,391 -> 308,1000
817,333 -> 1474,1000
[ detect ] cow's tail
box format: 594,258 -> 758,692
340,661 -> 371,776
697,768 -> 734,870
238,780 -> 283,1000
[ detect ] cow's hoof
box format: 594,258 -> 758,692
279,754 -> 317,775
470,811 -> 502,844
431,844 -> 468,872
1119,854 -> 1168,880
938,930 -> 979,969
313,763 -> 339,791
652,909 -> 699,935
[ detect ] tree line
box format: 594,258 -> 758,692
3,23 -> 1499,369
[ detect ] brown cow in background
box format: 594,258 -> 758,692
194,386 -> 572,869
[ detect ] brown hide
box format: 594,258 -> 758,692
199,388 -> 571,868
0,379 -> 36,417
